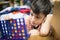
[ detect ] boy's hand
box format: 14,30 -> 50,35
25,16 -> 32,32
29,29 -> 40,36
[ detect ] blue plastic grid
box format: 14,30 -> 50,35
0,18 -> 29,40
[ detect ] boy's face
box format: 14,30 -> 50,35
30,10 -> 46,26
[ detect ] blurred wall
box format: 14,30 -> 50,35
52,1 -> 60,40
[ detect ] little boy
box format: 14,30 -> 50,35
29,0 -> 53,37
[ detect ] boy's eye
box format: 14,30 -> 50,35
36,16 -> 41,19
36,16 -> 39,18
31,13 -> 33,16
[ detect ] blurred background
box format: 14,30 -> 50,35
0,0 -> 60,40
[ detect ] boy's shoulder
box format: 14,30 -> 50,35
47,14 -> 53,18
47,14 -> 53,16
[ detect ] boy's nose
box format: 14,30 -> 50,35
31,20 -> 36,25
31,17 -> 36,25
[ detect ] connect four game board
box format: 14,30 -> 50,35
0,18 -> 29,40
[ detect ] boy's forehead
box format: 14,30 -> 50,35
30,10 -> 45,17
31,11 -> 42,15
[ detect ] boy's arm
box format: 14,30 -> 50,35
40,14 -> 53,36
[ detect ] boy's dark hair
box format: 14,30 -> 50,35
31,0 -> 52,16
30,0 -> 34,3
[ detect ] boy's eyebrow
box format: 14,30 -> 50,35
36,15 -> 41,17
31,12 -> 33,14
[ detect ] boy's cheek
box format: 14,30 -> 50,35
25,17 -> 32,32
